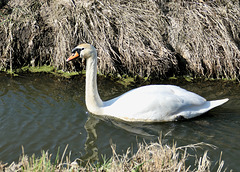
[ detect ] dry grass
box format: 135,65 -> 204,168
0,0 -> 240,79
0,139 -> 228,172
167,1 -> 240,79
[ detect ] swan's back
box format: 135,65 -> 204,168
102,85 -> 228,122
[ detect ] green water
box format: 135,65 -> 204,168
0,74 -> 239,171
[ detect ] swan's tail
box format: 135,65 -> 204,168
209,98 -> 229,109
174,98 -> 229,120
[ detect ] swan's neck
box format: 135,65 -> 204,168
85,56 -> 103,114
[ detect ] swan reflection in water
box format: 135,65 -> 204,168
80,115 -> 100,163
79,109 -> 227,164
81,115 -> 152,162
80,113 -> 177,163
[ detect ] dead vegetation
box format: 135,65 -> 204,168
0,140 -> 227,172
0,0 -> 240,79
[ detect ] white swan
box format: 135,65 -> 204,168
66,43 -> 229,122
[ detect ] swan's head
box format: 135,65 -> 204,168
66,43 -> 97,62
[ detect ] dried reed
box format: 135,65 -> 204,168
0,0 -> 240,79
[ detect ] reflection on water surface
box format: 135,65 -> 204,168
0,74 -> 239,171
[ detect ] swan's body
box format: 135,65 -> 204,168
67,43 -> 229,122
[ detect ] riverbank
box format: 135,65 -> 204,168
1,64 -> 238,89
1,0 -> 240,80
0,139 -> 227,172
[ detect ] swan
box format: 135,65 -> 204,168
66,43 -> 229,122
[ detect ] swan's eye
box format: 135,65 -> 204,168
72,47 -> 84,54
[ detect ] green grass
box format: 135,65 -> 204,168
16,65 -> 80,78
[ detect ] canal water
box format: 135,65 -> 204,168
0,73 -> 239,171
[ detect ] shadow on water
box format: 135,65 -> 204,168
0,73 -> 239,171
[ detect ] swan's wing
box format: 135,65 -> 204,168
165,85 -> 206,105
103,85 -> 206,121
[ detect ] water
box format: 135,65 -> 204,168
0,73 -> 239,171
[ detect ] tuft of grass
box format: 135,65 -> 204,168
26,65 -> 56,73
116,75 -> 135,87
184,76 -> 194,82
19,65 -> 80,78
0,139 -> 228,172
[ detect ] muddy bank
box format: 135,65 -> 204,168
0,0 -> 240,79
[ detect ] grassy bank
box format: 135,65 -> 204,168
0,139 -> 227,172
0,0 -> 240,80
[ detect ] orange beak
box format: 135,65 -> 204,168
66,51 -> 80,62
